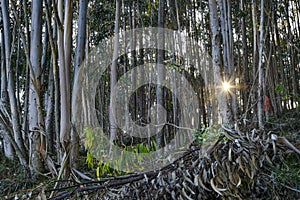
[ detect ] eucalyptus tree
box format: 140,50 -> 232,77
208,0 -> 232,124
257,0 -> 265,129
1,0 -> 28,167
0,23 -> 14,159
156,0 -> 166,148
29,0 -> 46,174
72,0 -> 88,168
109,0 -> 120,156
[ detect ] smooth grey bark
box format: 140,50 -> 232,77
257,0 -> 264,129
41,15 -> 54,154
64,0 -> 72,102
1,129 -> 14,159
57,0 -> 72,177
1,0 -> 28,166
72,0 -> 88,168
44,0 -> 61,162
21,0 -> 30,153
0,29 -> 14,159
156,0 -> 165,149
208,0 -> 231,124
109,0 -> 120,155
119,0 -> 130,143
29,0 -> 46,174
0,110 -> 27,163
45,61 -> 55,154
218,0 -> 236,122
240,0 -> 249,114
251,0 -> 258,121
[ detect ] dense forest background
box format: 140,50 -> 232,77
0,0 -> 299,199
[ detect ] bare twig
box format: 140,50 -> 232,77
279,183 -> 300,193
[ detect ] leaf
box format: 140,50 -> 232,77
198,176 -> 211,191
272,140 -> 277,155
228,147 -> 232,161
215,175 -> 224,185
181,188 -> 194,200
236,174 -> 242,187
171,191 -> 176,200
245,167 -> 251,179
194,174 -> 199,186
210,178 -> 226,196
96,166 -> 100,178
86,152 -> 94,169
144,174 -> 148,183
237,156 -> 244,172
265,153 -> 273,164
226,162 -> 235,185
202,168 -> 208,182
72,168 -> 93,181
183,181 -> 195,195
184,175 -> 194,186
251,155 -> 258,170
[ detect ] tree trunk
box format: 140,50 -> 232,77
29,0 -> 46,175
21,0 -> 31,155
156,0 -> 165,149
44,0 -> 62,163
1,0 -> 28,166
109,0 -> 120,155
0,30 -> 14,159
208,0 -> 232,125
251,0 -> 259,122
71,0 -> 88,168
218,0 -> 236,122
57,0 -> 72,177
257,0 -> 264,129
241,0 -> 249,115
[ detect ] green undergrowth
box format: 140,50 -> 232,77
85,140 -> 157,178
273,153 -> 299,186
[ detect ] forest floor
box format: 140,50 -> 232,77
1,108 -> 300,199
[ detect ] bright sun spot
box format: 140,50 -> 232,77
222,81 -> 231,92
